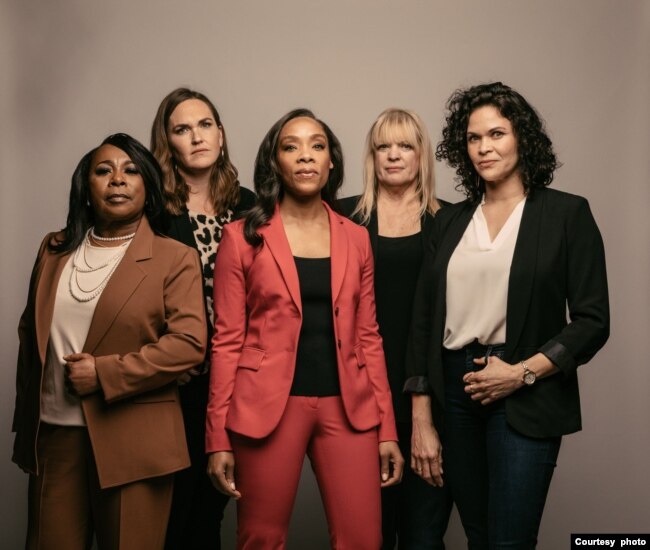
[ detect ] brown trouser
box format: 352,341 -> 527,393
26,423 -> 173,550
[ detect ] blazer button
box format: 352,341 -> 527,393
335,307 -> 339,316
337,339 -> 341,349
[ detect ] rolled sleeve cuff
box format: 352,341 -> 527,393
403,375 -> 431,394
538,339 -> 576,377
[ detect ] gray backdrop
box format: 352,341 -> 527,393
2,1 -> 648,548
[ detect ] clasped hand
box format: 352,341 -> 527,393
463,355 -> 523,405
63,352 -> 100,396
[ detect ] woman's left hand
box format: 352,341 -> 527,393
63,352 -> 100,396
463,355 -> 523,405
379,441 -> 404,488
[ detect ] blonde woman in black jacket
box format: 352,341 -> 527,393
341,108 -> 453,550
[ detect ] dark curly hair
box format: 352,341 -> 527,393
49,133 -> 167,254
244,108 -> 344,246
436,82 -> 559,203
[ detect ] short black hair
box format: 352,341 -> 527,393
244,108 -> 344,246
50,133 -> 166,253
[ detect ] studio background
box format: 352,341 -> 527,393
2,1 -> 648,548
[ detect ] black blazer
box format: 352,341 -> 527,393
164,186 -> 256,405
339,195 -> 449,421
407,187 -> 609,438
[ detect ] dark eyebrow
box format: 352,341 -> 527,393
466,126 -> 507,136
94,158 -> 135,167
280,133 -> 327,142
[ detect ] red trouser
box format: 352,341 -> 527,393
232,396 -> 382,550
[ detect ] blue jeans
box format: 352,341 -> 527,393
442,344 -> 561,550
381,422 -> 453,549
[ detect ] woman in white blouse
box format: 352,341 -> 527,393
406,82 -> 609,549
13,133 -> 206,549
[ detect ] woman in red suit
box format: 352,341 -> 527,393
206,108 -> 404,549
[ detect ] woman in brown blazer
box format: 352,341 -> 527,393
12,133 -> 207,550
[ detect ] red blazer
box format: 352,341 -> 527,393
205,203 -> 397,452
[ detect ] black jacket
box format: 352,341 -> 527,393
339,195 -> 449,421
338,196 -> 448,257
407,187 -> 609,438
164,186 -> 256,406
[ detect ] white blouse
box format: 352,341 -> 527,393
443,196 -> 526,350
41,240 -> 129,426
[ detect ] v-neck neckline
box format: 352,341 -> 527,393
474,196 -> 526,249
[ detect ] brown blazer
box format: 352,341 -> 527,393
12,217 -> 207,488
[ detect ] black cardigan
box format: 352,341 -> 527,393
338,195 -> 449,421
164,186 -> 256,406
407,187 -> 609,438
338,195 -> 449,258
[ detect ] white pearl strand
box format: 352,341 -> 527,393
90,227 -> 136,241
69,228 -> 134,302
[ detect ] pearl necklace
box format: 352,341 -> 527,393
69,231 -> 130,302
90,227 -> 136,242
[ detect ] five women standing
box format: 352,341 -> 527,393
13,82 -> 609,550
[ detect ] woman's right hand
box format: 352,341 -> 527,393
177,367 -> 201,386
207,451 -> 241,499
411,394 -> 444,487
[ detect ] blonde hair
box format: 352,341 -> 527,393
353,108 -> 440,224
150,88 -> 240,216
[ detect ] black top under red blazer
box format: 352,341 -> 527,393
407,187 -> 610,438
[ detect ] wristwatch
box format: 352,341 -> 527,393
520,360 -> 536,386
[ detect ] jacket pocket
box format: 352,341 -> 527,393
354,344 -> 367,368
237,347 -> 265,371
132,388 -> 177,404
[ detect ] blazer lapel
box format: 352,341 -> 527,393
82,218 -> 152,354
505,191 -> 543,353
367,209 -> 379,256
35,248 -> 71,366
326,203 -> 348,302
260,204 -> 302,314
435,203 -> 475,279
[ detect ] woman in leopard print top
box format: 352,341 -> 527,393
151,88 -> 255,550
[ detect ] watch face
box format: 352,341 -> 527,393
523,371 -> 536,385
